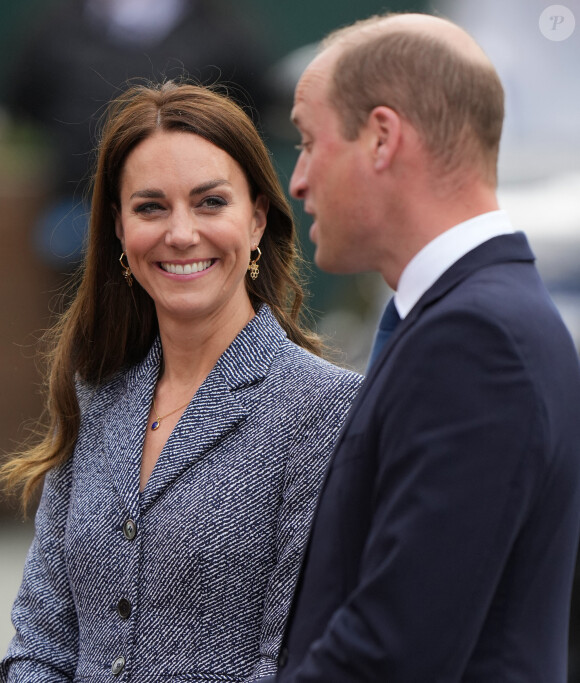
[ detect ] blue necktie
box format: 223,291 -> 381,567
367,298 -> 401,370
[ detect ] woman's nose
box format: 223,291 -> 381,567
164,210 -> 201,248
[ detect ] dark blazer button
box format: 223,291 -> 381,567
117,598 -> 132,619
122,519 -> 137,540
111,656 -> 125,675
278,646 -> 289,668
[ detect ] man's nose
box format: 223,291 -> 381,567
289,154 -> 307,200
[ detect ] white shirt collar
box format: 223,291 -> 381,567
394,210 -> 515,318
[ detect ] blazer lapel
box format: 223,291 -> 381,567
139,305 -> 287,512
138,369 -> 250,512
103,340 -> 163,519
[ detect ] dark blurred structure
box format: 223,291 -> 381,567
2,0 -> 271,270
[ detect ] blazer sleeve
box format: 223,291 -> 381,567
1,457 -> 78,682
246,371 -> 362,681
289,310 -> 547,682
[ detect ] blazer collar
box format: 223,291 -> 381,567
121,304 -> 287,394
103,305 -> 287,515
215,304 -> 288,389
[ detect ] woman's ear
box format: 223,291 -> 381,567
368,106 -> 402,172
252,194 -> 269,242
113,205 -> 125,249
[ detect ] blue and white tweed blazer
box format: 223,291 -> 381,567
2,305 -> 362,682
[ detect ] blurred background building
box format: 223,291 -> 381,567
1,0 -> 579,676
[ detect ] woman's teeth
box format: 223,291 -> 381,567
161,260 -> 212,275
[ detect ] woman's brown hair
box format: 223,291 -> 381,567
1,80 -> 320,511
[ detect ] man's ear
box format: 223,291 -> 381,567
367,106 -> 402,172
113,205 -> 125,249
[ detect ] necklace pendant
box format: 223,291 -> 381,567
151,420 -> 160,431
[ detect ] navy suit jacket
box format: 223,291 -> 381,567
274,232 -> 580,682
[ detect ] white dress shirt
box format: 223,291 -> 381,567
394,210 -> 515,319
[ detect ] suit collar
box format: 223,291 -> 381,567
363,231 -> 535,381
404,231 -> 535,327
396,210 -> 514,318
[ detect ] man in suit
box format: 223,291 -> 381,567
269,12 -> 580,682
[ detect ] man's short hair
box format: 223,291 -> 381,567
322,15 -> 505,185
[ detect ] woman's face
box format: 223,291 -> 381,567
115,130 -> 267,330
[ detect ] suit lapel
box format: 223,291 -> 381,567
326,231 -> 535,468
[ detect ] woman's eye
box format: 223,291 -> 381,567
201,196 -> 227,209
134,202 -> 164,215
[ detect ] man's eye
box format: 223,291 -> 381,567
294,141 -> 312,152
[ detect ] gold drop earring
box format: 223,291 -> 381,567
247,246 -> 261,280
119,252 -> 133,287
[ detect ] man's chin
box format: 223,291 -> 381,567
314,245 -> 367,275
314,247 -> 345,274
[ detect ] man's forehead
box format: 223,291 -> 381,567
291,49 -> 337,125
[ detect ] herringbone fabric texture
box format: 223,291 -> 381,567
2,306 -> 362,682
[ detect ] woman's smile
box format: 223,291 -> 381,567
159,259 -> 215,275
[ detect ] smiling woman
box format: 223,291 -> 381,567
0,81 -> 362,682
115,130 -> 268,339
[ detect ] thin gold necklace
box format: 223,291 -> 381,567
150,396 -> 191,431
